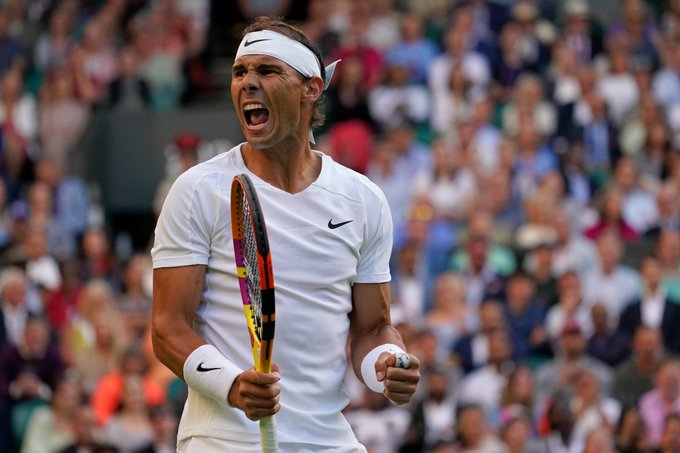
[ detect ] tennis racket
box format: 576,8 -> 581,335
231,173 -> 277,453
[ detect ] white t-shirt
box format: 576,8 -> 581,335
151,144 -> 393,448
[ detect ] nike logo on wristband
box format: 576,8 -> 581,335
244,38 -> 271,47
328,219 -> 353,229
197,362 -> 222,372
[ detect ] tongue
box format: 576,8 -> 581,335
250,108 -> 269,126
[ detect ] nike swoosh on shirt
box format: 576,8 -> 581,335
197,362 -> 222,372
244,38 -> 271,47
328,219 -> 353,229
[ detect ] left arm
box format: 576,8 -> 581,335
348,282 -> 420,405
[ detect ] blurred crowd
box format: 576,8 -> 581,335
3,0 -> 680,452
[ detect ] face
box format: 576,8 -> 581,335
231,54 -> 313,149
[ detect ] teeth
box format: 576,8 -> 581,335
244,103 -> 265,111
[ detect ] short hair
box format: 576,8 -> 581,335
242,17 -> 327,129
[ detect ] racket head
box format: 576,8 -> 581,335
230,174 -> 276,373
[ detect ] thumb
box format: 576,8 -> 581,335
374,351 -> 393,383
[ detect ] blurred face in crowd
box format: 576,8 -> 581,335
660,415 -> 680,453
633,326 -> 661,360
657,361 -> 680,402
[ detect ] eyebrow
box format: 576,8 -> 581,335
232,62 -> 285,74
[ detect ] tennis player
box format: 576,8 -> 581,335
151,17 -> 420,452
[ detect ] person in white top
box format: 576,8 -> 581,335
151,17 -> 420,453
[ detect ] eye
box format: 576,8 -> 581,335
233,68 -> 246,78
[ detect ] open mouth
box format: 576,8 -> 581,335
244,103 -> 269,127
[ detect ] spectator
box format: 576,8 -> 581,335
323,54 -> 375,174
657,229 -> 680,301
545,270 -> 593,342
367,58 -> 430,131
22,223 -> 62,309
612,325 -> 664,408
511,121 -> 559,201
0,315 -> 65,452
78,227 -> 118,289
611,156 -> 659,235
586,302 -> 631,368
657,413 -> 680,453
24,180 -> 74,261
502,270 -> 550,362
639,358 -> 680,448
57,402 -> 113,453
534,318 -> 613,410
458,328 -> 515,424
33,158 -> 91,248
383,10 -> 439,86
424,272 -> 476,359
583,425 -> 617,453
534,391 -> 578,452
70,18 -> 119,106
454,403 -> 505,453
103,47 -> 151,111
583,231 -> 642,323
20,376 -> 80,453
37,69 -> 90,168
499,366 -> 537,421
0,8 -> 25,74
583,186 -> 641,243
499,405 -> 541,453
502,72 -> 557,138
33,6 -> 74,76
412,138 -> 476,223
135,403 -> 178,453
90,346 -> 165,426
596,39 -> 640,127
618,255 -> 680,355
99,374 -> 154,452
569,368 -> 622,452
115,253 -> 152,341
0,266 -> 39,349
451,299 -> 507,375
449,210 -> 513,307
400,367 -> 456,451
560,0 -> 603,65
615,406 -> 652,453
550,208 -> 599,278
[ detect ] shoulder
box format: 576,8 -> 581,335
167,145 -> 241,196
316,152 -> 388,204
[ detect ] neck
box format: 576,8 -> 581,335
241,141 -> 321,193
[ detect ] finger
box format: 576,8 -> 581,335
245,402 -> 281,421
385,392 -> 413,405
240,380 -> 281,399
374,351 -> 393,382
394,352 -> 411,369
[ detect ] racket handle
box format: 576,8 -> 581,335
260,415 -> 278,453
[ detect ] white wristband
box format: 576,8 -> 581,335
183,344 -> 243,404
360,343 -> 407,393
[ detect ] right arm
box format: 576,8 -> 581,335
152,263 -> 280,419
151,264 -> 207,379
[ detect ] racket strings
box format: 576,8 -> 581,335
240,196 -> 264,341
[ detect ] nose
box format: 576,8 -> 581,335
242,71 -> 259,93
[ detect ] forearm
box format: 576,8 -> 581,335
151,314 -> 207,380
350,322 -> 405,384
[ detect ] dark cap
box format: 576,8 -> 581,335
174,133 -> 202,151
561,319 -> 582,336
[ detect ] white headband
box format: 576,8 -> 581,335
235,30 -> 339,143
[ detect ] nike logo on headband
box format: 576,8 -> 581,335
244,38 -> 271,47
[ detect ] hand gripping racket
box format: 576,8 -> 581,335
231,174 -> 277,452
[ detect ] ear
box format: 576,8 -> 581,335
302,76 -> 324,104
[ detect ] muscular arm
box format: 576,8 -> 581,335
152,265 -> 208,379
152,264 -> 280,419
349,282 -> 419,404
